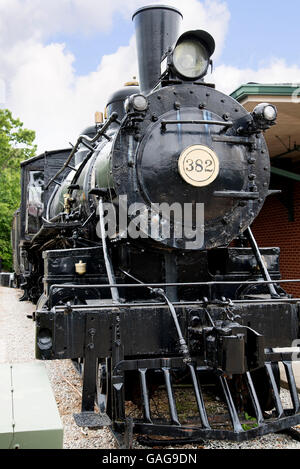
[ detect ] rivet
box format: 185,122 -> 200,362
248,157 -> 256,164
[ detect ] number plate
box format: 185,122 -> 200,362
178,144 -> 220,187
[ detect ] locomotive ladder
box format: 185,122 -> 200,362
246,227 -> 279,298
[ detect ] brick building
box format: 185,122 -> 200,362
231,84 -> 300,296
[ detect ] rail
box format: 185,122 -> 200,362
45,112 -> 119,190
47,278 -> 300,310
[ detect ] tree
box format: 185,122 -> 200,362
0,109 -> 36,271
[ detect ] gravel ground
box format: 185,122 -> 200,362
1,286 -> 300,450
0,287 -> 116,450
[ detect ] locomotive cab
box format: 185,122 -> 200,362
13,149 -> 71,300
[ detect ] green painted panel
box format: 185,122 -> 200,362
0,365 -> 13,448
271,166 -> 300,182
231,84 -> 300,102
8,429 -> 63,450
0,363 -> 63,449
94,140 -> 114,189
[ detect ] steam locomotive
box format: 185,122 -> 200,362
12,5 -> 300,445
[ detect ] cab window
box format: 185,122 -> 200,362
25,171 -> 44,234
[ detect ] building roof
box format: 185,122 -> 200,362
230,83 -> 300,161
231,83 -> 300,102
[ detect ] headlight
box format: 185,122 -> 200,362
161,30 -> 215,81
253,103 -> 277,122
132,94 -> 148,111
125,94 -> 148,113
173,40 -> 209,79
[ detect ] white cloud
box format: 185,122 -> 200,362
1,0 -> 300,154
0,0 -> 231,152
0,0 -> 229,43
212,59 -> 300,95
7,37 -> 138,151
0,0 -> 130,45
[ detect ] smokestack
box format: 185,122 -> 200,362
132,5 -> 183,95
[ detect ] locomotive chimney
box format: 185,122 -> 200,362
132,5 -> 183,95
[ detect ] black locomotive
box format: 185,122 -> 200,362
12,5 -> 300,445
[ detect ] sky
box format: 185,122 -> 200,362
0,0 -> 300,153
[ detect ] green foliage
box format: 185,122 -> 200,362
0,109 -> 36,270
241,412 -> 258,431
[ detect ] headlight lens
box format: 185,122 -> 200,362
173,40 -> 209,79
263,105 -> 277,121
125,94 -> 148,113
132,94 -> 148,112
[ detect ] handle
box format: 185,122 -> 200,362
161,119 -> 233,131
